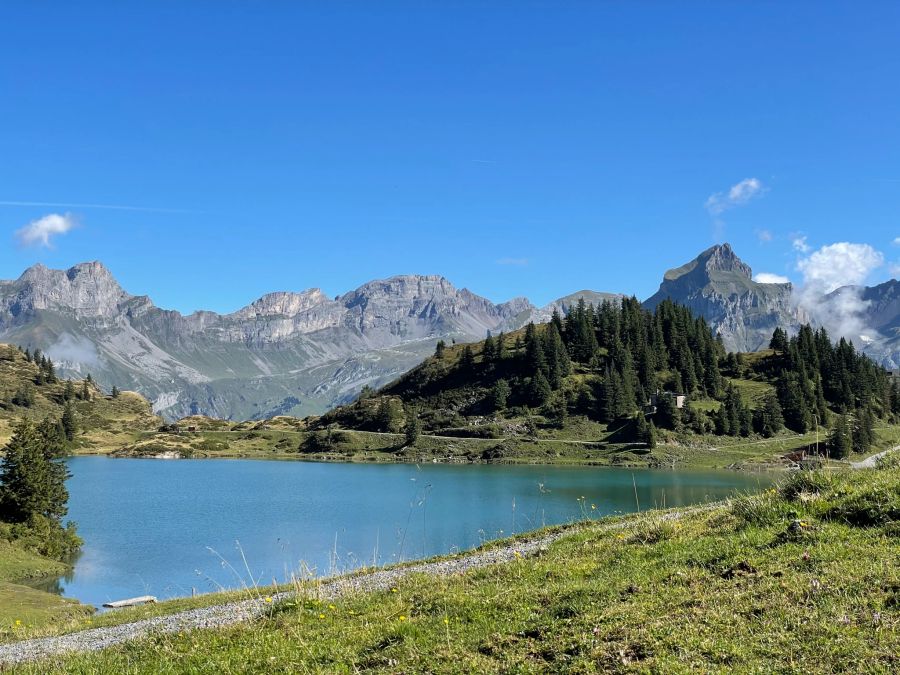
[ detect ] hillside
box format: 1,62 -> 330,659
8,459 -> 899,671
318,297 -> 900,468
0,344 -> 160,449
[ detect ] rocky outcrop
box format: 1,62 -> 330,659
643,244 -> 807,351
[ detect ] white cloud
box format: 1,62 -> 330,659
496,257 -> 529,266
755,229 -> 773,243
15,212 -> 77,247
893,236 -> 900,246
705,178 -> 765,216
793,242 -> 885,343
753,272 -> 790,284
796,242 -> 884,294
792,236 -> 810,253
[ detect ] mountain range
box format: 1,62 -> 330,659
1,244 -> 896,420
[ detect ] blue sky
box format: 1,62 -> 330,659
1,2 -> 898,314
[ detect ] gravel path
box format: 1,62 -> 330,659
0,505 -> 709,666
0,530 -> 565,666
850,444 -> 898,469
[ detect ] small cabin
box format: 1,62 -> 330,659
650,391 -> 686,410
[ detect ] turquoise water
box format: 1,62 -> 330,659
58,457 -> 770,608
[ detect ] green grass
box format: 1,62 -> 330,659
17,459 -> 900,673
0,537 -> 91,640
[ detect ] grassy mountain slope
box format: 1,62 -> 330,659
316,318 -> 899,469
0,344 -> 160,448
18,459 -> 900,672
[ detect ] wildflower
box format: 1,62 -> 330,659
318,613 -> 325,619
443,617 -> 449,625
399,615 -> 406,622
391,587 -> 398,593
616,534 -> 626,540
328,604 -> 336,610
14,620 -> 21,627
264,596 -> 273,603
514,550 -> 522,559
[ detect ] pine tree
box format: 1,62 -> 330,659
376,399 -> 403,433
404,408 -> 421,446
495,332 -> 506,361
434,340 -> 446,359
528,370 -> 552,407
544,392 -> 568,428
655,393 -> 681,431
827,413 -> 853,459
769,327 -> 788,354
634,412 -> 650,445
459,345 -> 476,371
524,323 -> 546,375
482,334 -> 496,363
487,379 -> 511,412
111,385 -> 121,399
852,407 -> 875,455
0,419 -> 71,524
63,381 -> 76,401
80,380 -> 91,402
61,402 -> 79,442
753,392 -> 784,437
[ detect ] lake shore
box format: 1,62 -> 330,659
3,458 -> 898,672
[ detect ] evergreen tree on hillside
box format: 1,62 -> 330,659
63,380 -> 76,401
111,385 -> 120,398
655,393 -> 681,431
487,379 -> 511,412
753,392 -> 784,437
376,399 -> 403,433
827,413 -> 853,459
434,340 -> 446,359
524,323 -> 546,376
769,327 -> 788,354
495,332 -> 506,361
482,334 -> 496,363
0,419 -> 71,525
459,345 -> 476,372
528,370 -> 552,407
61,402 -> 79,442
404,407 -> 421,446
544,392 -> 568,428
852,407 -> 875,455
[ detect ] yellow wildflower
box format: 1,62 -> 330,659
14,620 -> 22,626
318,613 -> 325,619
399,615 -> 406,622
328,604 -> 336,610
264,596 -> 272,603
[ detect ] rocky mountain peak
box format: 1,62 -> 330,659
9,260 -> 128,317
663,243 -> 752,283
232,289 -> 332,319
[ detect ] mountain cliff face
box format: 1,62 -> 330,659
822,279 -> 900,367
0,263 -> 534,420
643,244 -> 807,352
